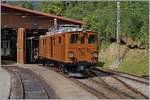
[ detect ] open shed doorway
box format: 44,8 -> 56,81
25,29 -> 47,64
1,28 -> 17,64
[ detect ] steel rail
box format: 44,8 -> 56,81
94,68 -> 149,84
4,66 -> 56,99
91,68 -> 148,99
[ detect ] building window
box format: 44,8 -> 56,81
70,34 -> 78,44
88,35 -> 95,44
1,42 -> 3,48
6,42 -> 9,48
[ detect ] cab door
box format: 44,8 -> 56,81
50,37 -> 53,57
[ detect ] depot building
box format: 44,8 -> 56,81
1,3 -> 84,64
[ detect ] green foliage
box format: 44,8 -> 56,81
120,1 -> 148,44
63,1 -> 148,47
100,41 -> 111,50
98,43 -> 149,76
7,1 -> 149,47
8,1 -> 33,9
63,1 -> 116,44
139,22 -> 148,45
22,1 -> 33,9
37,1 -> 63,15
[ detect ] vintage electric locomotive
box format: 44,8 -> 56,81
38,25 -> 98,76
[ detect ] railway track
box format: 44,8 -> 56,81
45,66 -> 109,99
90,68 -> 149,99
25,64 -> 148,99
3,66 -> 58,99
44,65 -> 147,99
74,77 -> 131,99
94,68 -> 149,83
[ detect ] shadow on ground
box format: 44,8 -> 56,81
97,62 -> 105,67
1,60 -> 17,65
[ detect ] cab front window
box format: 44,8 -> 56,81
70,34 -> 78,44
88,35 -> 96,44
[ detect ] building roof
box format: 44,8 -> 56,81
1,3 -> 85,25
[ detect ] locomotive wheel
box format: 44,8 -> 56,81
60,67 -> 63,72
62,66 -> 68,74
63,68 -> 68,74
65,65 -> 69,74
58,66 -> 63,73
47,64 -> 51,67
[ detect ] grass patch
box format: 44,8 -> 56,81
115,50 -> 149,76
98,43 -> 149,76
96,62 -> 105,67
100,41 -> 111,50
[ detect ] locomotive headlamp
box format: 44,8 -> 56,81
68,52 -> 74,58
92,52 -> 98,58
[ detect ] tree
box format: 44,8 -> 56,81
36,1 -> 63,16
7,1 -> 33,9
6,1 -> 149,48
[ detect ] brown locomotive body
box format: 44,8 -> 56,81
39,29 -> 98,76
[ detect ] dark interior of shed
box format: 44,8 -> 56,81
25,29 -> 47,63
1,28 -> 17,61
1,28 -> 48,64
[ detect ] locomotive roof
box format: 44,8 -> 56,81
40,30 -> 97,38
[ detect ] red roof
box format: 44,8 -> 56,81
1,3 -> 85,25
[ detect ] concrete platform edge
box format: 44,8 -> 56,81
0,67 -> 11,99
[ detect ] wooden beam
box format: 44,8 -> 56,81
17,28 -> 26,64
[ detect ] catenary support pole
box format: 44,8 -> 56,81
117,0 -> 121,61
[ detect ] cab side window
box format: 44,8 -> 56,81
43,39 -> 44,44
59,37 -> 61,44
88,35 -> 95,44
53,38 -> 55,45
70,34 -> 78,44
80,36 -> 85,44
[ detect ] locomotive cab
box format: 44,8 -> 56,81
66,31 -> 98,74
